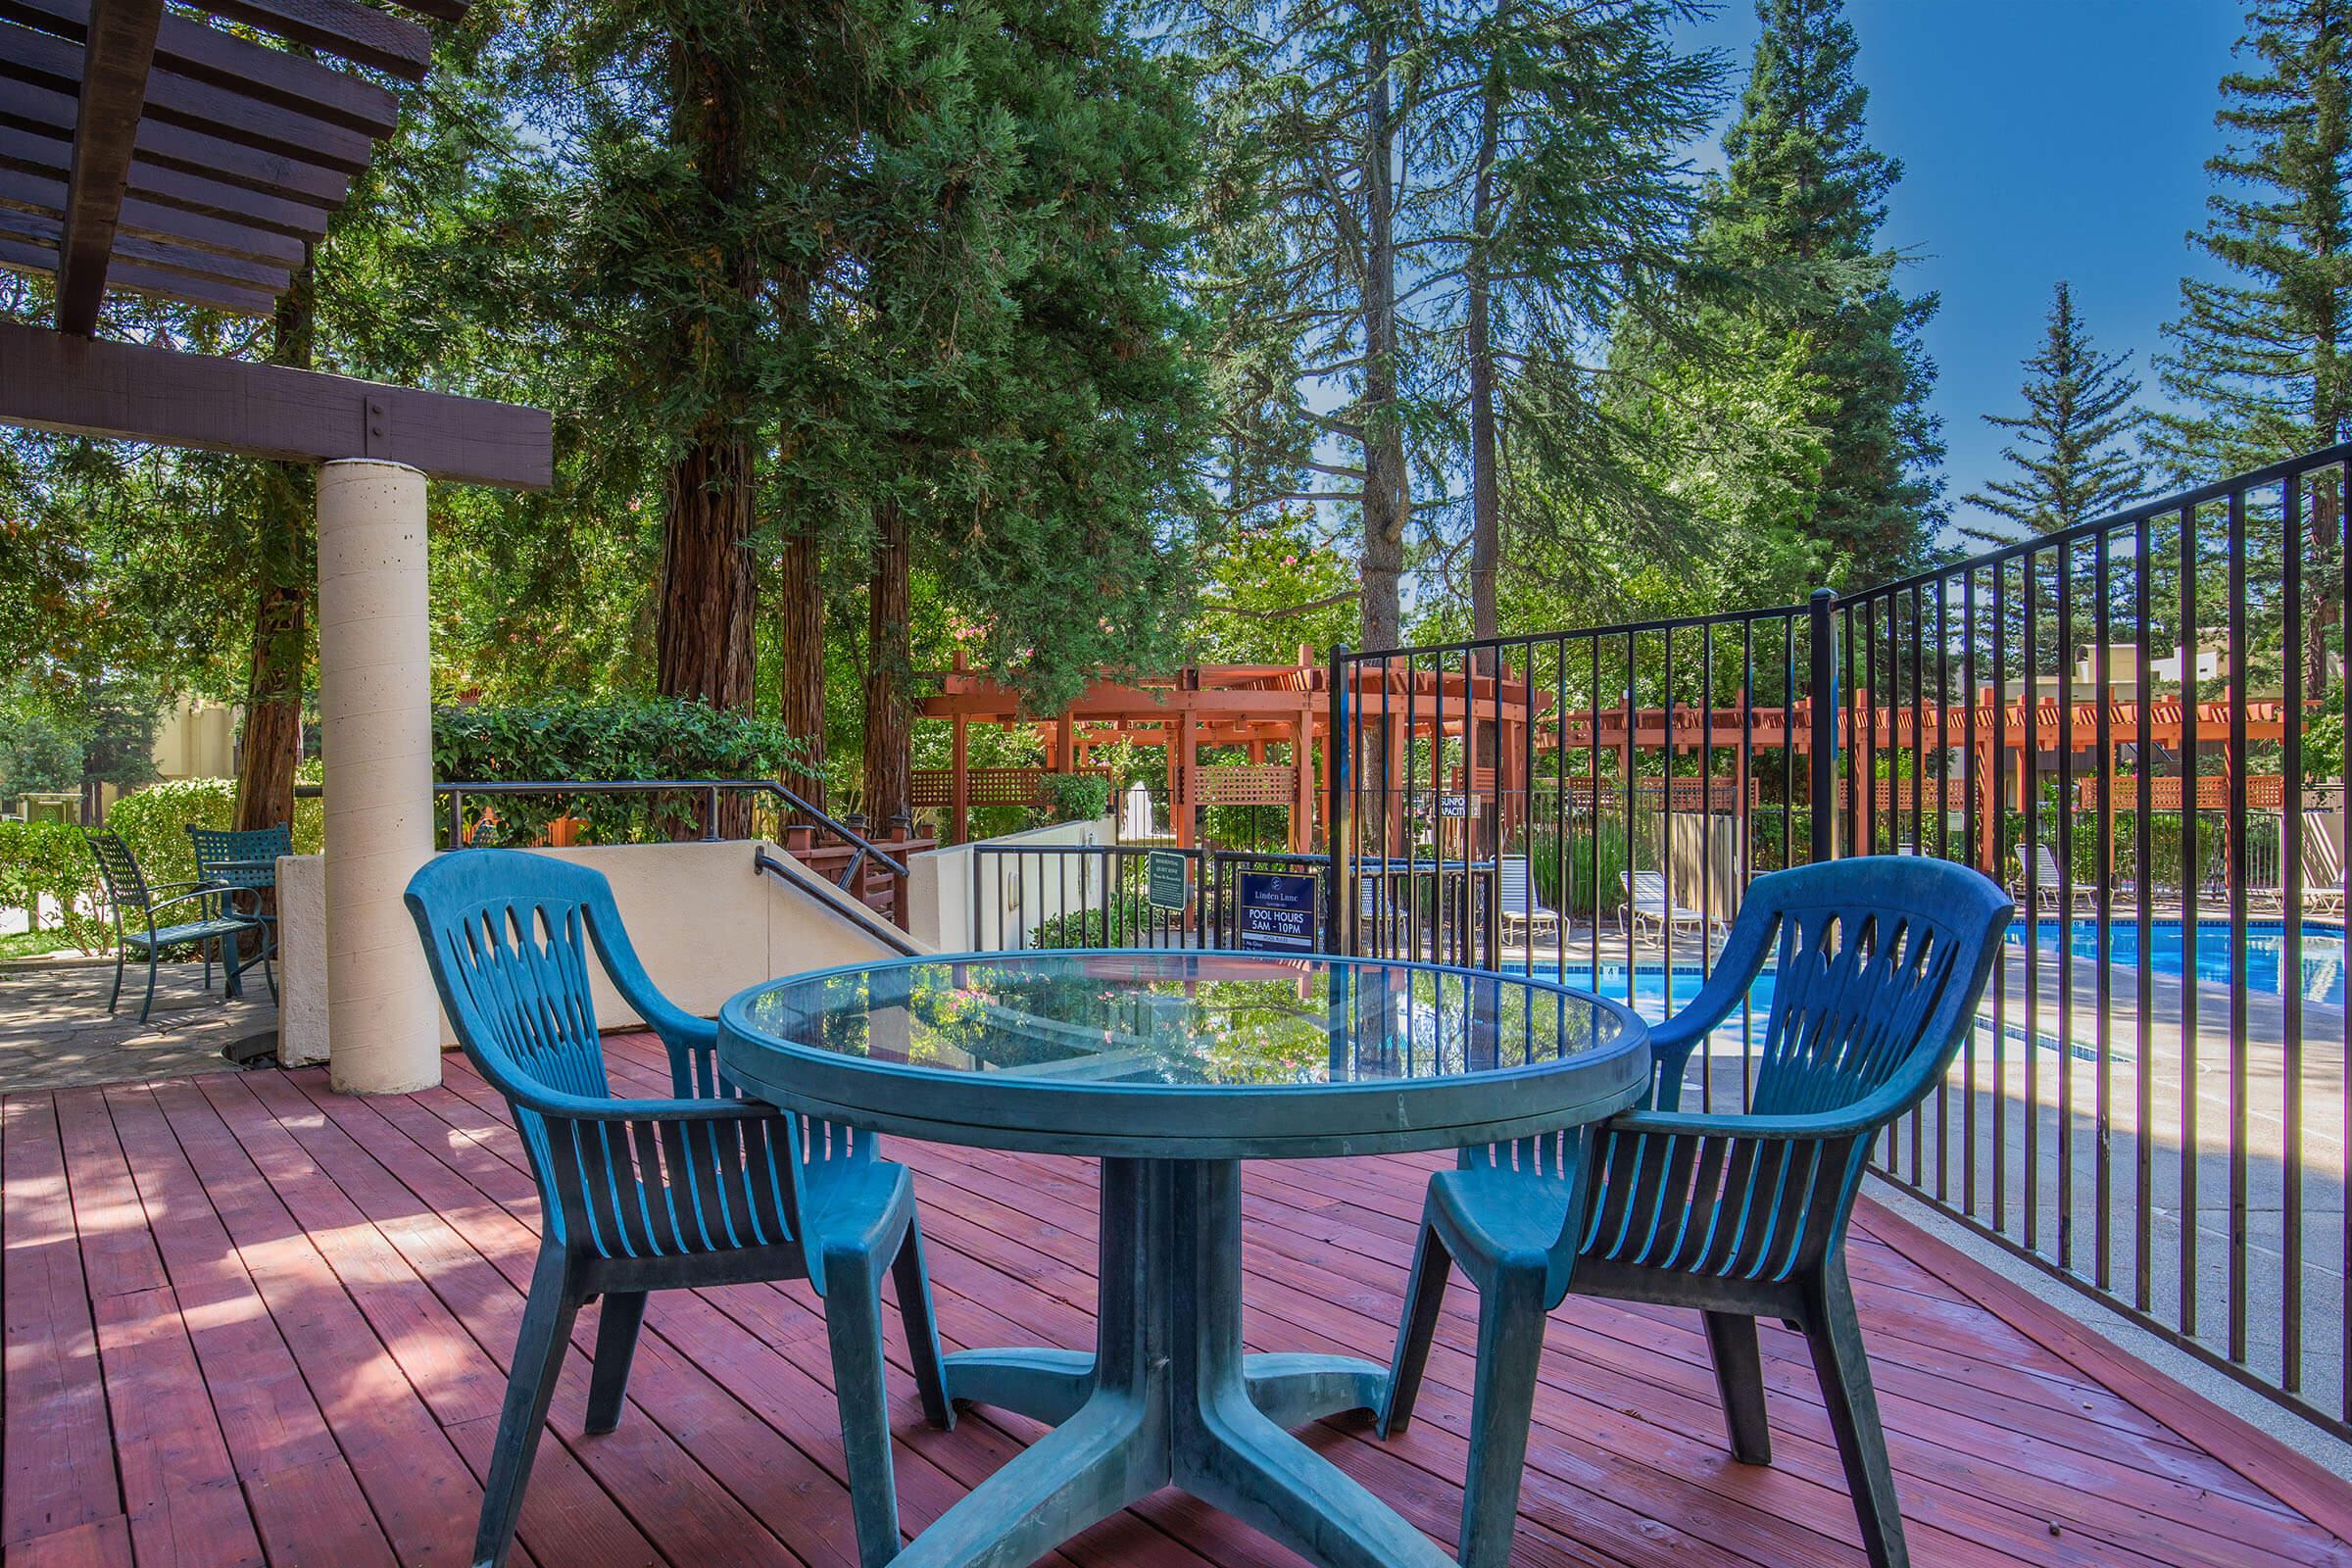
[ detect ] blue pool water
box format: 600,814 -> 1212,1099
1544,914 -> 2348,1022
2007,916 -> 2346,1006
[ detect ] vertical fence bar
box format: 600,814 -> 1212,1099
2057,540 -> 2076,1270
1328,645 -> 1354,957
2094,525 -> 2115,1293
2226,482 -> 2250,1364
2180,502 -> 2200,1336
2135,509 -> 2156,1314
1963,566 -> 1981,1217
1992,559 -> 2010,1233
2023,546 -> 2040,1252
1808,588 -> 1838,864
2281,469 -> 2305,1394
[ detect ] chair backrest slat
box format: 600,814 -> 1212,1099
81,830 -> 149,910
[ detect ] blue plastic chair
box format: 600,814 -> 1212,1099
404,850 -> 952,1568
1378,857 -> 2011,1568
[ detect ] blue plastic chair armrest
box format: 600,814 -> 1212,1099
1608,1080 -> 1918,1145
1642,912 -> 1780,1110
507,1080 -> 780,1125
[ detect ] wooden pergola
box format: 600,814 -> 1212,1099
0,0 -> 552,1093
916,649 -> 1544,851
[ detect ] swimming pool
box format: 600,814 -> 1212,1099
2007,915 -> 2346,1006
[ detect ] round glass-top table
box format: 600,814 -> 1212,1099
719,951 -> 1649,1568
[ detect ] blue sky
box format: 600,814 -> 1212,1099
1675,0 -> 2252,544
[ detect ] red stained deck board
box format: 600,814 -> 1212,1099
4,1048 -> 2349,1568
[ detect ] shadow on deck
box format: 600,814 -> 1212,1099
4,1032 -> 2348,1568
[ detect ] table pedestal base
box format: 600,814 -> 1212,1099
925,1157 -> 1446,1568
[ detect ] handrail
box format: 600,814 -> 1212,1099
753,845 -> 922,956
433,778 -> 913,884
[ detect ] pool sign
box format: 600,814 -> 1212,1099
1235,870 -> 1320,955
1147,850 -> 1190,910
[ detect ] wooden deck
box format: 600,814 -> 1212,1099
6,1034 -> 2350,1568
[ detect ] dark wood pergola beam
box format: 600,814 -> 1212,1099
0,161 -> 306,265
55,0 -> 158,334
0,318 -> 552,487
0,0 -> 399,137
0,77 -> 350,208
0,20 -> 375,174
0,230 -> 272,311
202,0 -> 431,80
0,120 -> 329,238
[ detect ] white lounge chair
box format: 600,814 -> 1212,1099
2301,814 -> 2345,915
1621,870 -> 1719,939
1496,856 -> 1563,945
2015,843 -> 2094,914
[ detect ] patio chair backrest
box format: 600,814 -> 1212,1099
1626,870 -> 1669,907
82,829 -> 150,911
188,824 -> 292,890
1734,858 -> 2010,1121
2303,814 -> 2344,887
406,850 -> 617,1110
1498,856 -> 1537,914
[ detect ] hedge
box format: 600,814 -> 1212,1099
0,819 -> 109,951
432,698 -> 808,845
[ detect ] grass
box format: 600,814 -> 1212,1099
0,927 -> 80,960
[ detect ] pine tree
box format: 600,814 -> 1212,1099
1695,0 -> 1942,587
2156,0 -> 2351,474
2156,0 -> 2351,694
1961,281 -> 2149,546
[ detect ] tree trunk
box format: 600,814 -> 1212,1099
776,511 -> 826,807
1358,5 -> 1408,652
655,31 -> 757,837
235,255 -> 317,836
1465,26 -> 1503,649
861,498 -> 911,832
660,434 -> 757,834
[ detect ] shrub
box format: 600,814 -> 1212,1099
431,698 -> 808,845
105,778 -> 237,891
0,819 -> 109,952
1030,894 -> 1154,949
1041,772 -> 1111,825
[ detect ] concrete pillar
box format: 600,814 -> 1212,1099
318,459 -> 440,1094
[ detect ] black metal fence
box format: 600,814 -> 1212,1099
967,842 -> 1337,953
1328,442 -> 2352,1440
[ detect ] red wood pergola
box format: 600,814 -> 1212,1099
915,649 -> 1544,851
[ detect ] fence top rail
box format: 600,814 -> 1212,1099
1343,601 -> 1814,664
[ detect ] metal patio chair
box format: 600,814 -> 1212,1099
83,828 -> 266,1023
404,849 -> 952,1568
188,822 -> 290,993
1379,857 -> 2011,1568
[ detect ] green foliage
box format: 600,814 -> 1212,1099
102,779 -> 327,894
0,819 -> 109,952
431,698 -> 807,845
2155,0 -> 2352,476
0,708 -> 81,800
1524,822 -> 1630,919
1962,281 -> 2149,546
1041,773 -> 1113,825
2303,707 -> 2342,784
1668,0 -> 1942,589
1030,895 -> 1154,949
1190,519 -> 1357,664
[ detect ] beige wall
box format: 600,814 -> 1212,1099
150,695 -> 238,781
277,839 -> 925,1067
908,815 -> 1115,951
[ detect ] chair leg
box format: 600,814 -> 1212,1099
891,1215 -> 954,1431
1701,1310 -> 1772,1463
584,1291 -> 647,1435
1377,1217 -> 1450,1438
822,1246 -> 903,1568
107,945 -> 124,1013
473,1248 -> 583,1568
1455,1258 -> 1549,1568
1802,1261 -> 1909,1568
138,950 -> 160,1025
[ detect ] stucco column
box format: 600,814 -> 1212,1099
318,459 -> 439,1094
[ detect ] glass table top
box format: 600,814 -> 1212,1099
726,950 -> 1637,1090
